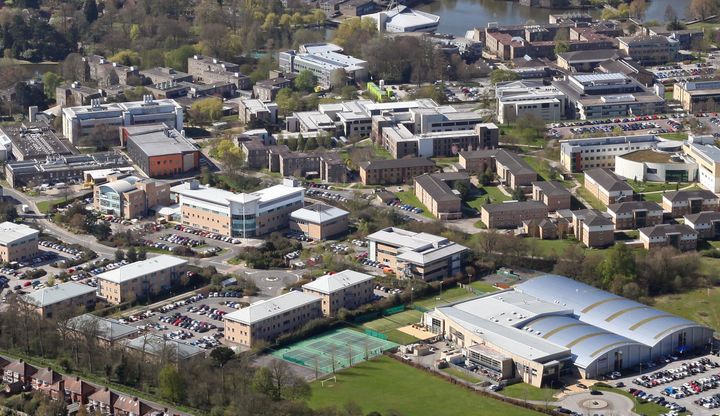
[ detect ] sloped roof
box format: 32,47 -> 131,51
585,168 -> 633,193
639,223 -> 698,238
663,189 -> 718,202
607,200 -> 662,215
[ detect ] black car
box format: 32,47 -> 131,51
590,390 -> 603,395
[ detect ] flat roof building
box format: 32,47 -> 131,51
615,149 -> 697,184
495,80 -> 566,124
93,175 -> 171,219
172,179 -> 304,238
366,227 -> 468,281
683,137 -> 720,193
224,291 -> 322,347
5,152 -> 131,189
279,43 -> 368,88
0,120 -> 75,161
618,35 -> 678,66
122,124 -> 200,178
302,270 -> 375,316
290,203 -> 349,241
560,134 -> 662,173
187,55 -> 251,90
23,282 -> 96,318
674,80 -> 720,113
61,96 -> 183,145
97,255 -> 188,304
0,222 -> 39,263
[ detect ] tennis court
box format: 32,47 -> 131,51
272,328 -> 398,374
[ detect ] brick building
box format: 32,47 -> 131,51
639,224 -> 698,251
532,181 -> 571,211
358,158 -> 436,185
302,270 -> 375,316
662,189 -> 720,217
584,168 -> 634,206
481,201 -> 548,229
572,209 -> 615,248
606,201 -> 663,230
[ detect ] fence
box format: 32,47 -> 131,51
364,329 -> 388,340
383,305 -> 405,316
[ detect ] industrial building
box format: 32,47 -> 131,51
302,270 -> 375,316
424,274 -> 713,387
289,203 -> 349,240
279,43 -> 368,88
122,124 -> 200,178
366,227 -> 468,281
5,152 -> 131,188
97,255 -> 188,304
171,179 -> 304,238
552,73 -> 665,120
61,96 -> 184,145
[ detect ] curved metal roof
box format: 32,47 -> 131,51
522,315 -> 647,369
515,275 -> 706,347
98,176 -> 139,194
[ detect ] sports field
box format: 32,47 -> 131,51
361,309 -> 424,344
272,328 -> 397,374
308,356 -> 542,416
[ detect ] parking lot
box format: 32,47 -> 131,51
609,353 -> 720,415
549,116 -> 681,139
649,61 -> 717,83
118,291 -> 265,350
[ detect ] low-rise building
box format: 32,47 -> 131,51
123,334 -> 204,362
618,35 -> 678,66
139,67 -> 193,85
23,282 -> 97,318
237,98 -> 279,125
172,179 -> 304,238
414,172 -> 469,220
673,80 -> 720,113
683,137 -> 720,193
187,55 -> 251,90
279,43 -> 368,88
495,80 -> 566,124
494,150 -> 537,189
56,82 -> 104,107
684,211 -> 720,240
302,270 -> 375,316
366,227 -> 468,281
224,291 -> 322,347
3,360 -> 38,391
532,181 -> 571,211
560,135 -> 662,173
5,152 -> 131,189
523,217 -> 569,239
97,255 -> 188,304
572,209 -> 615,248
584,168 -> 634,206
84,55 -> 140,87
359,158 -> 436,185
639,224 -> 698,251
289,203 -> 349,240
614,148 -> 697,183
0,222 -> 39,263
481,201 -> 548,229
662,189 -> 720,217
556,49 -> 625,72
123,124 -> 200,178
0,119 -> 75,161
253,73 -> 296,102
606,201 -> 663,230
94,175 -> 171,219
381,120 -> 497,159
66,314 -> 139,347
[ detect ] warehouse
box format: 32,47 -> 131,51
424,274 -> 713,386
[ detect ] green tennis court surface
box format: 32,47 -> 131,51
272,328 -> 398,374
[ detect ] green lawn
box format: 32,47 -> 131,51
595,386 -> 674,416
361,309 -> 424,345
307,356 -> 543,416
501,383 -> 559,402
441,366 -> 482,383
628,181 -> 688,193
37,198 -> 72,213
659,132 -> 688,141
468,186 -> 511,209
526,238 -> 580,257
575,186 -> 606,210
640,193 -> 663,203
433,156 -> 459,167
395,190 -> 435,219
414,286 -> 477,309
521,156 -> 569,186
653,286 -> 720,331
469,280 -> 499,293
688,20 -> 719,31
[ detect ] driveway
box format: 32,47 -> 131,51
559,391 -> 635,416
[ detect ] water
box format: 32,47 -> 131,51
416,0 -> 686,37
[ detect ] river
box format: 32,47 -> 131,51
416,0 -> 687,36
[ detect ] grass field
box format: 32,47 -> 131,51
501,383 -> 559,402
308,356 -> 543,416
653,287 -> 720,331
361,309 -> 423,345
469,280 -> 499,293
659,132 -> 688,141
414,286 -> 478,309
526,238 -> 580,257
575,186 -> 606,210
395,190 -> 435,219
640,193 -> 663,203
521,157 -> 570,186
595,386 -> 673,416
628,181 -> 688,193
468,186 -> 511,209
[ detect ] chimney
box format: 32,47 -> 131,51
28,106 -> 37,122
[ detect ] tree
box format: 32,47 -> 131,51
329,68 -> 348,90
453,181 -> 470,200
42,72 -> 62,100
511,187 -> 526,201
629,0 -> 648,20
83,124 -> 117,150
599,243 -> 636,290
126,246 -> 138,263
114,249 -> 125,262
490,69 -> 520,85
108,50 -> 141,67
158,365 -> 185,403
688,0 -> 718,21
189,97 -> 223,125
555,41 -> 570,55
164,45 -> 198,72
0,201 -> 19,223
293,70 -> 316,93
83,0 -> 99,24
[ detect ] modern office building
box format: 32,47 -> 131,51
0,222 -> 39,263
171,179 -> 304,238
279,43 -> 368,88
495,80 -> 567,124
358,158 -> 436,185
683,137 -> 720,193
97,255 -> 188,304
559,135 -> 662,173
674,80 -> 720,113
606,201 -> 663,230
414,172 -> 469,220
532,181 -> 571,211
224,291 -> 322,347
572,209 -> 615,248
23,282 -> 97,318
552,73 -> 665,120
302,270 -> 375,316
366,227 -> 468,281
5,152 -> 131,189
61,96 -> 184,145
584,168 -> 634,206
424,275 -> 714,386
289,203 -> 349,240
662,189 -> 720,217
481,201 -> 548,229
639,224 -> 698,251
614,149 -> 697,183
93,175 -> 171,219
122,124 -> 200,178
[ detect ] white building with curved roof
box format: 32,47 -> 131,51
424,274 -> 713,386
